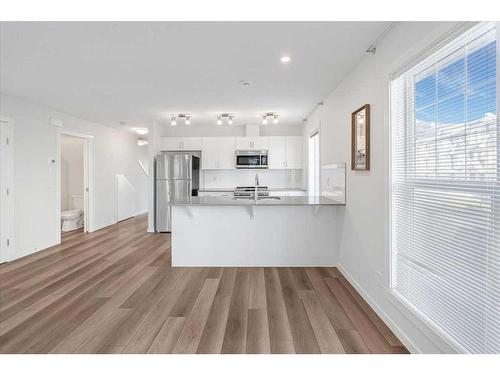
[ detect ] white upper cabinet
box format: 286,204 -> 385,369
161,137 -> 202,151
235,136 -> 269,150
160,135 -> 301,169
268,136 -> 287,169
201,137 -> 235,169
268,136 -> 303,169
285,136 -> 303,169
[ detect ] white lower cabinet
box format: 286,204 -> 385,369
201,137 -> 235,169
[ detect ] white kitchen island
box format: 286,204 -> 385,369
169,196 -> 344,267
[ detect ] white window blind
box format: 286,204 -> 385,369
390,22 -> 499,353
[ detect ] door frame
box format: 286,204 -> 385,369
57,129 -> 94,238
0,116 -> 15,262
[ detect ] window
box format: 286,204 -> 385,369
390,22 -> 499,353
309,130 -> 320,195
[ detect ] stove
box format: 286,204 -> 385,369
234,186 -> 269,197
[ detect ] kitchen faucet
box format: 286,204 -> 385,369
254,174 -> 259,202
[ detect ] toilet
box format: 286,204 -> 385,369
61,194 -> 84,231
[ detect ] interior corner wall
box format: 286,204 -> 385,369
0,93 -> 148,261
305,21 -> 467,353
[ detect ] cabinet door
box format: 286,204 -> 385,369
235,137 -> 252,149
217,137 -> 236,169
180,137 -> 202,150
268,136 -> 286,169
235,136 -> 269,149
201,137 -> 219,169
285,136 -> 303,169
161,137 -> 183,150
202,137 -> 235,169
251,137 -> 269,150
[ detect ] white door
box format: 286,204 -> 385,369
286,136 -> 303,169
268,136 -> 286,169
0,120 -> 14,262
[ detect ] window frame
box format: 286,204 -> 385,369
388,21 -> 499,353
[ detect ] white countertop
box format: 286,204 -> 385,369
169,195 -> 344,206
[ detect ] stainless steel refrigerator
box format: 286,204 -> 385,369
155,152 -> 200,232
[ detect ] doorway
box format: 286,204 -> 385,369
0,118 -> 14,262
57,131 -> 93,239
308,129 -> 320,195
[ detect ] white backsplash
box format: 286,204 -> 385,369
202,169 -> 304,189
321,163 -> 346,204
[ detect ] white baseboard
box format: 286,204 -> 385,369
133,209 -> 148,217
89,220 -> 117,233
4,239 -> 60,263
336,263 -> 420,354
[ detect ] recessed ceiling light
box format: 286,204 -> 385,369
135,128 -> 148,135
239,80 -> 252,88
280,55 -> 291,64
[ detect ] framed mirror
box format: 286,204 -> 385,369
351,104 -> 370,170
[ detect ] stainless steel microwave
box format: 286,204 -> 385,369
235,150 -> 268,169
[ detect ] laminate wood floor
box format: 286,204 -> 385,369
0,214 -> 408,354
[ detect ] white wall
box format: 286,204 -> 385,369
0,93 -> 148,261
305,22 -> 466,353
60,136 -> 84,211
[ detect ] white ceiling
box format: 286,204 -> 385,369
0,22 -> 390,131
